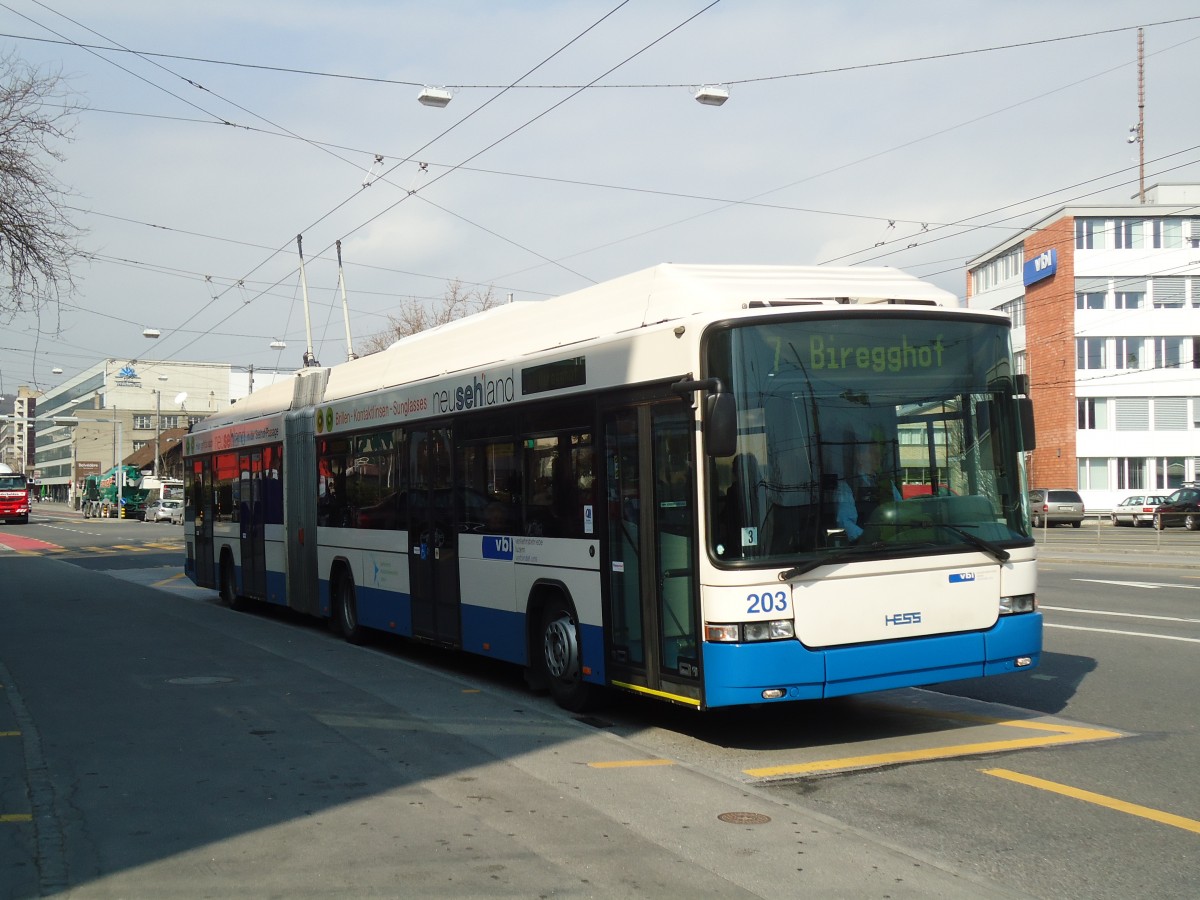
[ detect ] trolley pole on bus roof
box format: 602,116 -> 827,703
296,234 -> 319,367
336,240 -> 357,361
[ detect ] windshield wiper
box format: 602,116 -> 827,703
778,543 -> 886,581
931,523 -> 1010,564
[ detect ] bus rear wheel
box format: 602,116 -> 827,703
540,599 -> 592,712
335,572 -> 364,645
220,555 -> 248,612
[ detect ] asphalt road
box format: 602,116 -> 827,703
1,506 -> 1197,898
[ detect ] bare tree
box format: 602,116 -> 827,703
0,50 -> 83,321
358,279 -> 500,355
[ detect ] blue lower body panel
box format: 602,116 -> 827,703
702,613 -> 1042,709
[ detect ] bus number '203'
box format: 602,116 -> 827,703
746,591 -> 789,614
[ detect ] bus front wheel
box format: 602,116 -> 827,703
539,599 -> 592,712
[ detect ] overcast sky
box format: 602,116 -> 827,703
2,0 -> 1198,397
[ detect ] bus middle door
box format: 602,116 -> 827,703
407,427 -> 462,645
238,450 -> 267,600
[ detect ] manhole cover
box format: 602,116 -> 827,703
717,811 -> 771,825
167,676 -> 236,686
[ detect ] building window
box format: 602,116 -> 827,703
1152,219 -> 1182,249
999,296 -> 1025,327
1155,457 -> 1186,490
133,415 -> 152,430
1078,398 -> 1107,430
1114,398 -> 1149,431
1114,291 -> 1144,309
161,415 -> 180,429
1076,291 -> 1105,310
1153,397 -> 1188,430
1152,277 -> 1186,308
1116,458 -> 1146,490
132,441 -> 148,452
1075,218 -> 1107,250
1116,337 -> 1144,370
1077,458 -> 1109,490
971,245 -> 1023,294
1076,337 -> 1106,370
1113,219 -> 1144,249
1154,337 -> 1185,371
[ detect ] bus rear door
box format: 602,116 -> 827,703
190,459 -> 215,587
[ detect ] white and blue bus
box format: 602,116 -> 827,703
183,264 -> 1040,711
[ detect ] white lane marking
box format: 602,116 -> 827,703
1072,578 -> 1200,591
1042,605 -> 1200,624
1045,623 -> 1200,644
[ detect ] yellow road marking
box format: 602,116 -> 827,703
112,544 -> 151,552
744,717 -> 1123,778
151,573 -> 187,587
0,731 -> 19,737
983,768 -> 1200,835
589,759 -> 675,769
1,814 -> 32,823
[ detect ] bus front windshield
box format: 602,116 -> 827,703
706,315 -> 1031,566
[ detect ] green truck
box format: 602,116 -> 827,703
82,465 -> 150,519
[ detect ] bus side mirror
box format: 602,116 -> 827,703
671,376 -> 738,458
1018,397 -> 1036,451
705,392 -> 737,458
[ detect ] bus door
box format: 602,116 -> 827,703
238,450 -> 267,599
603,402 -> 700,704
407,427 -> 462,645
190,458 -> 215,588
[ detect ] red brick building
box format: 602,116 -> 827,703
965,183 -> 1200,511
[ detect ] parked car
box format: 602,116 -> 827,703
1028,488 -> 1085,527
1110,493 -> 1168,527
1152,486 -> 1200,531
144,498 -> 184,524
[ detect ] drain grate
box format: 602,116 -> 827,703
717,811 -> 771,825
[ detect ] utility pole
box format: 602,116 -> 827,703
153,390 -> 161,478
1137,27 -> 1145,203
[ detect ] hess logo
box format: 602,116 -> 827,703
885,611 -> 922,626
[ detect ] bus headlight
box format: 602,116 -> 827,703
999,593 -> 1037,615
705,620 -> 795,643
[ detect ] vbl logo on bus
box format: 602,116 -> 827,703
483,536 -> 514,561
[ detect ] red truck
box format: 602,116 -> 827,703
0,469 -> 31,524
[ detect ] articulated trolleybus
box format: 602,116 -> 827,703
184,264 -> 1040,711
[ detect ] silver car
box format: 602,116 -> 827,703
1028,489 -> 1085,528
1110,494 -> 1167,527
145,499 -> 185,524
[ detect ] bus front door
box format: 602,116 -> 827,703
239,450 -> 267,599
604,402 -> 700,705
407,427 -> 462,645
